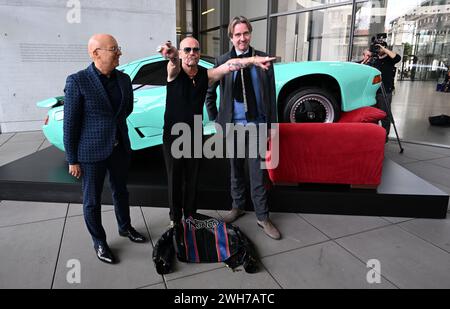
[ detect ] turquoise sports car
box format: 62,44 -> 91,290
37,55 -> 382,151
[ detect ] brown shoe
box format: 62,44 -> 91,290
257,219 -> 281,240
222,208 -> 246,223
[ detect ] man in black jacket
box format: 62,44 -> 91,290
206,16 -> 281,240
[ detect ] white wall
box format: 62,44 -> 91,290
0,0 -> 176,133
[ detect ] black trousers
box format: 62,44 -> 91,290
163,134 -> 200,222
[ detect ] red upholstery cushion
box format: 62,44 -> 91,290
266,123 -> 385,186
338,107 -> 386,124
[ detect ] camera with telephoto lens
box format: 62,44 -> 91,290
369,33 -> 388,56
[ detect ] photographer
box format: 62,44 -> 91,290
362,38 -> 401,141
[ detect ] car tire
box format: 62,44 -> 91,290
282,88 -> 340,123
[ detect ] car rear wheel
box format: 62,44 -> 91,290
282,88 -> 340,123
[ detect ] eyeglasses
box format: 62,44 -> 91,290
183,47 -> 200,53
95,46 -> 122,53
233,32 -> 251,39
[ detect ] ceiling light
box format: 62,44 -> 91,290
202,8 -> 216,15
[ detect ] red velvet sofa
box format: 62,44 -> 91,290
266,107 -> 387,187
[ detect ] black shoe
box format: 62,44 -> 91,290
119,227 -> 147,243
95,245 -> 116,264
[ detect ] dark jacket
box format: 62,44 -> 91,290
205,48 -> 277,132
63,63 -> 134,164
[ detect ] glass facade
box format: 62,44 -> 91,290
352,0 -> 450,81
274,5 -> 353,62
272,0 -> 351,13
200,0 -> 221,30
182,0 -> 449,82
230,0 -> 268,19
387,0 -> 450,81
176,0 -> 194,45
201,29 -> 221,57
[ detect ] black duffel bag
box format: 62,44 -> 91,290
152,213 -> 259,275
429,114 -> 450,126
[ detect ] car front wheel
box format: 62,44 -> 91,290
282,88 -> 340,123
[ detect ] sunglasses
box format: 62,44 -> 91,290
183,47 -> 201,53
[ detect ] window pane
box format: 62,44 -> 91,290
229,0 -> 268,19
273,0 -> 351,14
273,5 -> 352,62
176,0 -> 194,45
201,0 -> 221,30
251,19 -> 268,52
201,29 -> 221,58
132,61 -> 169,88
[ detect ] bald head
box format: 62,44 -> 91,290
180,37 -> 200,50
88,34 -> 118,57
88,34 -> 122,75
179,37 -> 200,68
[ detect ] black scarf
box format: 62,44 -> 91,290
231,47 -> 258,122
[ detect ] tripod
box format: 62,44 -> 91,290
379,83 -> 404,153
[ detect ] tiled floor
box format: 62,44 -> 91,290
390,81 -> 450,146
1,131 -> 449,289
0,81 -> 449,289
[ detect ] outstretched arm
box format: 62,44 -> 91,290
158,41 -> 180,82
205,58 -> 221,121
207,56 -> 276,86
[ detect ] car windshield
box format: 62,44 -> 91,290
132,60 -> 168,91
132,57 -> 214,91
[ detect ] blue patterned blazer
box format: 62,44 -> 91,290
63,63 -> 134,164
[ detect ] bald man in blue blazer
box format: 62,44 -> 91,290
64,34 -> 146,264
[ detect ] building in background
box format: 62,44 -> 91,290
178,0 -> 448,77
389,1 -> 450,81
